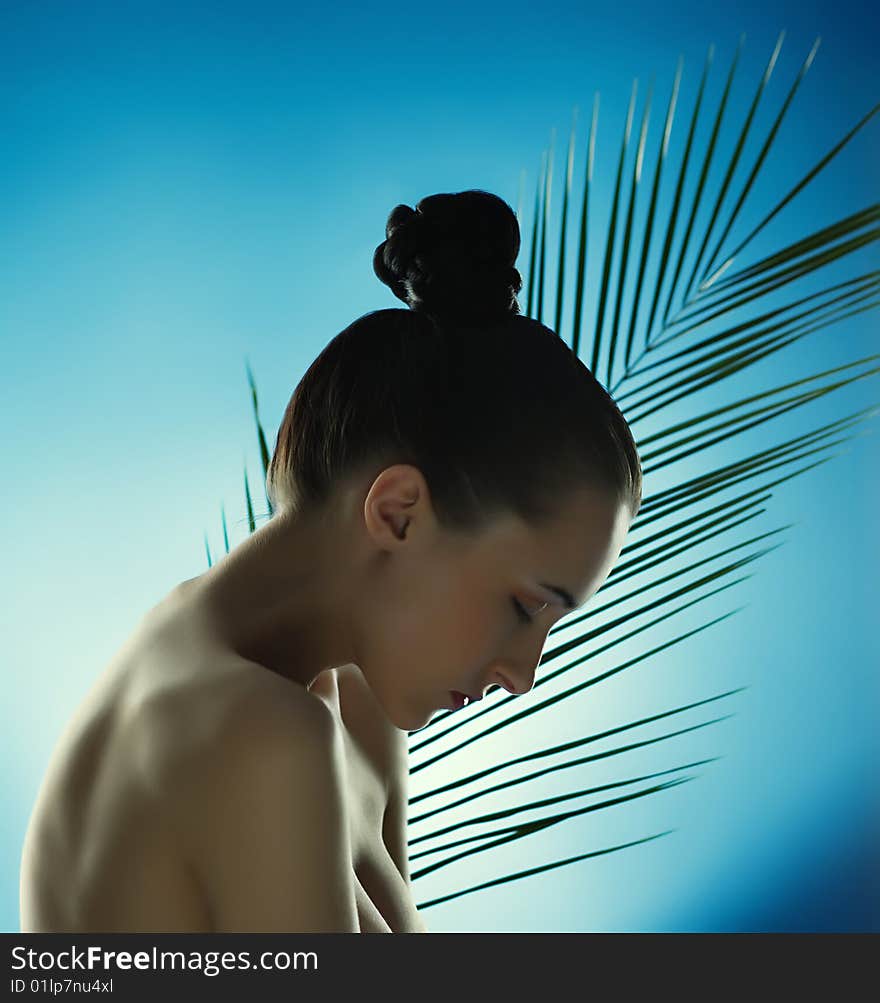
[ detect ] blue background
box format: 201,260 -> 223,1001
2,0 -> 878,932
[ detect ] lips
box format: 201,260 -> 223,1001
448,690 -> 483,710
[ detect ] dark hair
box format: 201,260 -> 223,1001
267,189 -> 642,533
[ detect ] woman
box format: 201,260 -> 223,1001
19,190 -> 641,933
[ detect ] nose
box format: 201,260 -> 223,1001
486,652 -> 540,697
489,672 -> 533,696
484,627 -> 549,696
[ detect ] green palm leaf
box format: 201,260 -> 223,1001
202,31 -> 878,923
405,33 -> 879,911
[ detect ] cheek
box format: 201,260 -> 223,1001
371,558 -> 499,683
437,587 -> 501,675
397,589 -> 493,686
402,587 -> 481,665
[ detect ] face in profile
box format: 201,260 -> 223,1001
355,468 -> 632,732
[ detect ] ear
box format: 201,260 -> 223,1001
362,464 -> 435,546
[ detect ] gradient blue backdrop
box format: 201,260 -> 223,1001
2,0 -> 878,932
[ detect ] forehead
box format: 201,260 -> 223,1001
471,486 -> 630,602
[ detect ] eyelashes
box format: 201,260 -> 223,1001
512,598 -> 533,624
512,597 -> 553,626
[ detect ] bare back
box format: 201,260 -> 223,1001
19,585 -> 422,932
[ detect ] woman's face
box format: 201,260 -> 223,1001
355,466 -> 632,732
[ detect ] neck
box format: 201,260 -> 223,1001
176,494 -> 365,692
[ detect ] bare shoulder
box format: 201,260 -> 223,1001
194,678 -> 356,931
165,664 -> 359,930
149,656 -> 339,849
198,673 -> 341,795
226,674 -> 341,770
189,662 -> 339,786
218,664 -> 335,742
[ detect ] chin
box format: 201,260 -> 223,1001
374,683 -> 430,733
394,702 -> 437,734
397,710 -> 429,733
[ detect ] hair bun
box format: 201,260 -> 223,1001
373,189 -> 523,324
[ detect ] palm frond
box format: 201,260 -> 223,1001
415,830 -> 676,911
410,756 -> 720,848
412,777 -> 694,884
408,32 -> 880,911
204,31 -> 878,922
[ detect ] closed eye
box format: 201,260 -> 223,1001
511,598 -> 534,625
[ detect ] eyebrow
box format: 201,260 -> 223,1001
538,583 -> 577,610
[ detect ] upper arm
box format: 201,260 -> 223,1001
194,696 -> 359,932
331,667 -> 428,931
381,730 -> 429,932
382,764 -> 411,886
